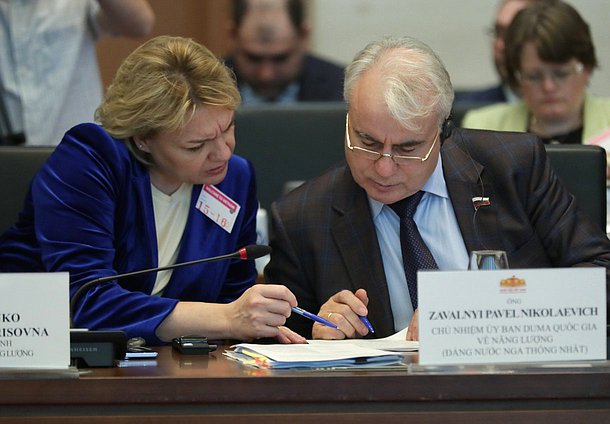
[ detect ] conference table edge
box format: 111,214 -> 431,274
2,367 -> 610,406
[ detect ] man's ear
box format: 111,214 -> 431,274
226,22 -> 239,52
227,21 -> 239,40
297,22 -> 311,49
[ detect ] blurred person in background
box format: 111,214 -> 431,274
0,0 -> 155,146
456,0 -> 538,103
224,0 -> 344,105
462,0 -> 610,151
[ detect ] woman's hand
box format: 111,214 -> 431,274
225,284 -> 297,340
156,285 -> 304,343
276,325 -> 307,344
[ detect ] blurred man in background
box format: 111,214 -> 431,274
224,0 -> 344,105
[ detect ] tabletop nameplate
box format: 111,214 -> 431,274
418,268 -> 606,365
0,273 -> 70,368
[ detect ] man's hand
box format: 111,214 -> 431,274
312,288 -> 371,339
406,309 -> 419,341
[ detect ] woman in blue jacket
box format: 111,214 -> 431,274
0,36 -> 304,345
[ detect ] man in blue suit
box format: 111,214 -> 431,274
224,0 -> 344,105
265,36 -> 610,341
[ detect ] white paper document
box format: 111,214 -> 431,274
307,327 -> 419,352
226,327 -> 419,369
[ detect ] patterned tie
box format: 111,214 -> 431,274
389,191 -> 438,309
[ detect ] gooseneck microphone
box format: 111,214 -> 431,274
70,244 -> 271,324
69,244 -> 271,367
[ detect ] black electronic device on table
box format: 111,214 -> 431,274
172,335 -> 218,355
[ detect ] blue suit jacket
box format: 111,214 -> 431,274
0,124 -> 258,344
265,128 -> 610,338
224,54 -> 344,102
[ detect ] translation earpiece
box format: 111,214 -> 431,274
441,117 -> 454,142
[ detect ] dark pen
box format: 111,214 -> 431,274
291,306 -> 338,329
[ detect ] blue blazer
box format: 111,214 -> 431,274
0,124 -> 258,344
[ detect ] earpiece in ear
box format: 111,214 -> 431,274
441,117 -> 454,142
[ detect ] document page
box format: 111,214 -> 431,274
307,327 -> 419,352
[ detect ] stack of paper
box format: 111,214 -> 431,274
226,342 -> 405,369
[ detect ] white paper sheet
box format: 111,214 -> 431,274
307,327 -> 419,352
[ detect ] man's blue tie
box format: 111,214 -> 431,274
389,191 -> 438,310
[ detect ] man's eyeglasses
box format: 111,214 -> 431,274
516,62 -> 584,87
345,114 -> 438,164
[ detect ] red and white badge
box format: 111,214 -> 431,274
196,185 -> 241,233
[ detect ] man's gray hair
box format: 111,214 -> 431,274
343,36 -> 454,131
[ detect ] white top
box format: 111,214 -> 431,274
151,183 -> 192,296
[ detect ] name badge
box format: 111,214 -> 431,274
196,185 -> 240,233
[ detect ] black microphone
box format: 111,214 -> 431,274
70,244 -> 271,322
69,244 -> 271,367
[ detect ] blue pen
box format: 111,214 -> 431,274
360,316 -> 375,333
291,306 -> 338,329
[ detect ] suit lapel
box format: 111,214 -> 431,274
442,132 -> 503,252
329,167 -> 395,336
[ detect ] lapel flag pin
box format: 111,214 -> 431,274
472,196 -> 491,209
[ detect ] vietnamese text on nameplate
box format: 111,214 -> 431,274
418,268 -> 606,365
0,273 -> 70,369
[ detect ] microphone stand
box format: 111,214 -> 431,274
69,250 -> 241,326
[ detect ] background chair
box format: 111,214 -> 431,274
544,144 -> 607,232
0,146 -> 54,234
234,102 -> 346,211
451,100 -> 494,127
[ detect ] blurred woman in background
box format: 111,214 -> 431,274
462,0 -> 610,148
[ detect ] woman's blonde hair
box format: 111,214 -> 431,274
95,35 -> 240,163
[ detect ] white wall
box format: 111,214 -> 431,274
309,0 -> 610,97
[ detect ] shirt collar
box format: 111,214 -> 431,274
368,155 -> 448,218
